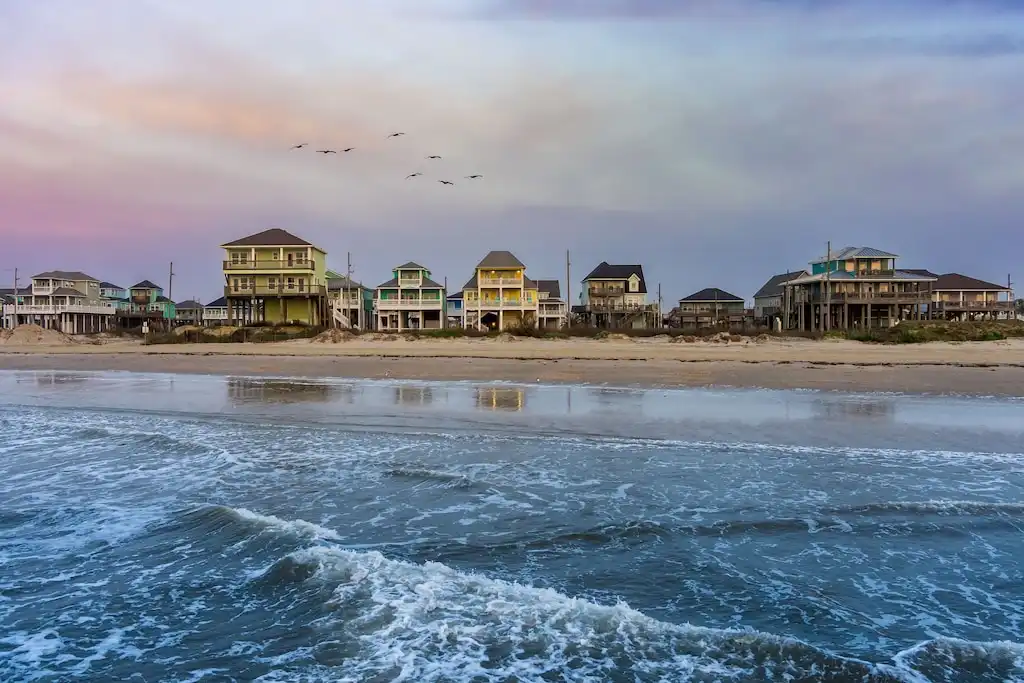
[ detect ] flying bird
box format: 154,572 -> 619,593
316,149 -> 337,154
290,143 -> 308,149
465,175 -> 483,179
405,172 -> 422,179
426,155 -> 442,159
342,147 -> 355,152
438,180 -> 454,185
387,132 -> 405,138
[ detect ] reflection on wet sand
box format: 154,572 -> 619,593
226,378 -> 348,404
394,386 -> 434,405
17,372 -> 91,386
813,398 -> 896,420
475,386 -> 526,411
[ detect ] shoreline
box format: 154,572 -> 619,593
3,343 -> 1024,395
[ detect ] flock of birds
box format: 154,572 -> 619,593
289,133 -> 482,186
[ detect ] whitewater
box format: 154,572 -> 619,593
1,370 -> 1023,682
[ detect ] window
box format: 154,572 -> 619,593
268,277 -> 277,291
298,278 -> 306,292
231,252 -> 247,265
287,277 -> 295,290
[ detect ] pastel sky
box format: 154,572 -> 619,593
3,0 -> 1023,303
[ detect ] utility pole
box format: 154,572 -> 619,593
168,262 -> 175,302
345,252 -> 353,329
11,267 -> 18,329
824,241 -> 831,332
565,249 -> 571,328
657,282 -> 663,328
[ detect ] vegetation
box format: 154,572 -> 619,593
143,323 -> 324,344
846,320 -> 1024,344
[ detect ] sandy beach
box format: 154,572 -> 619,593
3,332 -> 1024,395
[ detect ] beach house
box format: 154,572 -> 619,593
536,279 -> 568,329
781,247 -> 936,331
327,271 -> 374,330
676,288 -> 746,329
578,262 -> 659,329
753,271 -> 807,326
220,228 -> 329,326
175,300 -> 204,325
203,297 -> 229,326
446,291 -> 464,328
1,270 -> 117,334
374,262 -> 446,331
907,272 -> 1015,321
461,251 -> 539,331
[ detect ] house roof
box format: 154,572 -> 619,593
447,291 -> 464,300
156,296 -> 174,303
680,287 -> 743,303
0,287 -> 31,296
395,261 -> 427,270
32,270 -> 98,281
99,281 -> 122,289
375,276 -> 444,290
476,250 -> 525,269
130,280 -> 161,289
220,228 -> 315,248
932,273 -> 1011,291
810,246 -> 898,264
582,262 -> 647,293
753,271 -> 807,299
787,269 -> 936,286
328,276 -> 366,291
536,279 -> 561,299
176,300 -> 203,309
51,287 -> 87,297
901,269 -> 939,278
205,296 -> 227,307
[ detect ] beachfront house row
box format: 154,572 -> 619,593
0,270 -> 117,334
327,271 -> 374,330
175,300 -> 204,325
462,251 -> 539,331
903,271 -> 1015,321
446,291 -> 464,328
578,262 -> 659,329
781,247 -> 936,332
375,262 -> 446,331
536,279 -> 568,329
220,228 -> 329,326
753,271 -> 807,326
203,297 -> 230,326
675,288 -> 747,329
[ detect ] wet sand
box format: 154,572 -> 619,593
2,336 -> 1024,395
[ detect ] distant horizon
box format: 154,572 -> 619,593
3,0 -> 1023,304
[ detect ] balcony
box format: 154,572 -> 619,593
225,284 -> 327,297
585,302 -> 657,312
397,278 -> 423,287
933,300 -> 1013,311
589,288 -> 626,297
799,291 -> 931,304
223,260 -> 316,271
464,298 -> 535,309
376,298 -> 444,310
3,304 -> 116,316
478,277 -> 523,287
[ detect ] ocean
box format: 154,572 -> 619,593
1,370 -> 1023,682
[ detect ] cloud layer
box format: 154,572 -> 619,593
2,0 -> 1022,301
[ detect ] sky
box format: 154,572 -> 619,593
2,0 -> 1023,303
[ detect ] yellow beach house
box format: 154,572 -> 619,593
461,250 -> 539,331
220,228 -> 329,325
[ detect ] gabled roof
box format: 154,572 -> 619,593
51,287 -> 87,297
99,281 -> 123,289
375,276 -> 444,290
932,273 -> 1011,291
787,269 -> 936,285
447,291 -> 464,300
156,296 -> 174,303
810,246 -> 897,264
582,262 -> 647,293
130,280 -> 161,290
220,228 -> 315,248
176,300 -> 203,309
536,279 -> 561,299
328,276 -> 366,290
901,269 -> 939,278
205,296 -> 227,307
32,270 -> 98,281
680,287 -> 743,302
476,250 -> 525,269
0,287 -> 31,296
753,271 -> 807,299
395,261 -> 426,271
